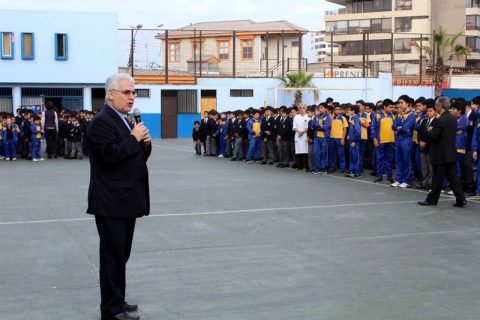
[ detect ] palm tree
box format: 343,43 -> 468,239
411,26 -> 470,97
279,71 -> 319,105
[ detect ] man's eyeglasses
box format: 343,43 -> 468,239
112,89 -> 137,97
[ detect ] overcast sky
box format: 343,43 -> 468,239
0,0 -> 340,31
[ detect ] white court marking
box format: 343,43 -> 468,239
0,199 -> 443,226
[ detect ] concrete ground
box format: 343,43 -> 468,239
1,138 -> 480,320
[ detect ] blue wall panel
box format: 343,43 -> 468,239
442,89 -> 480,101
178,113 -> 201,138
141,113 -> 161,139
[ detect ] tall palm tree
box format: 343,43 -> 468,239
280,71 -> 319,105
411,26 -> 470,97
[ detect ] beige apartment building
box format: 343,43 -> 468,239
467,0 -> 480,67
156,20 -> 307,77
324,0 -> 468,75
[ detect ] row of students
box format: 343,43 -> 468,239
193,95 -> 480,196
0,109 -> 97,161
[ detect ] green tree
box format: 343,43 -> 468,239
411,26 -> 470,97
279,71 -> 319,105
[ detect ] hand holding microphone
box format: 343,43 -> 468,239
131,108 -> 151,143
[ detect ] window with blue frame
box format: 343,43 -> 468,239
1,32 -> 14,59
55,33 -> 68,60
21,33 -> 34,60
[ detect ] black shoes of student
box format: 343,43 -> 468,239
261,161 -> 267,165
453,200 -> 467,208
269,162 -> 274,165
386,176 -> 394,183
124,302 -> 138,312
373,177 -> 383,183
101,311 -> 139,320
418,200 -> 436,206
276,164 -> 289,168
230,158 -> 237,161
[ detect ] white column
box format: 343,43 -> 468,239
83,87 -> 92,111
12,86 -> 21,113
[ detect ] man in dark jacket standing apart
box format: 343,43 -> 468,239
418,96 -> 466,207
87,73 -> 151,320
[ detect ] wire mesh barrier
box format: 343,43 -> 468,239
118,28 -> 479,83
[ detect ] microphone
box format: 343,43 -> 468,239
133,108 -> 142,124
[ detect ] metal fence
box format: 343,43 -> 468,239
118,28 -> 478,83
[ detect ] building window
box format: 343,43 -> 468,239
169,42 -> 180,62
21,33 -> 34,60
396,0 -> 412,10
1,32 -> 14,59
241,39 -> 253,60
55,33 -> 68,60
394,38 -> 412,53
467,36 -> 480,52
136,89 -> 150,98
230,89 -> 254,97
395,17 -> 412,32
217,40 -> 229,60
292,41 -> 299,47
467,0 -> 480,8
467,15 -> 480,31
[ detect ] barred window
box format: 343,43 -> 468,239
136,89 -> 150,98
230,89 -> 254,97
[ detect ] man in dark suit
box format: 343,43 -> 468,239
87,73 -> 152,320
419,96 -> 466,207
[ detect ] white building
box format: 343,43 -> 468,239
310,31 -> 339,62
0,10 -> 117,113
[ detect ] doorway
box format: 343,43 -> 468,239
161,90 -> 178,139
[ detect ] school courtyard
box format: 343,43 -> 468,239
1,138 -> 480,320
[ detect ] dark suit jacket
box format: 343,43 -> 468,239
86,105 -> 152,219
277,117 -> 293,142
261,116 -> 275,141
418,117 -> 434,154
428,111 -> 458,166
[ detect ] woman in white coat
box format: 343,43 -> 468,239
293,104 -> 311,171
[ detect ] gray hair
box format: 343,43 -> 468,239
435,96 -> 450,111
105,73 -> 135,102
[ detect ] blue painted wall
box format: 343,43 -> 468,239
0,10 -> 117,84
442,89 -> 480,100
141,113 -> 161,139
178,113 -> 201,138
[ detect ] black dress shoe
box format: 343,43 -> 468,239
453,200 -> 467,208
387,176 -> 394,183
373,177 -> 383,183
124,302 -> 138,312
418,200 -> 436,206
101,311 -> 140,320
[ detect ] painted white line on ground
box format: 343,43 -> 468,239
0,199 -> 436,226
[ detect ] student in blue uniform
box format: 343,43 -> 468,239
246,109 -> 263,163
347,105 -> 362,177
328,105 -> 348,173
31,115 -> 44,161
472,114 -> 480,196
412,97 -> 426,181
217,113 -> 228,158
391,95 -> 416,188
307,106 -> 316,172
2,115 -> 19,161
311,103 -> 332,174
371,99 -> 396,183
451,100 -> 468,181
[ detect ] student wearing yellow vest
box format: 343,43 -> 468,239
371,99 -> 395,183
328,105 -> 348,173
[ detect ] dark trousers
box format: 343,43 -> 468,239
426,162 -> 466,204
95,216 -> 136,316
463,151 -> 475,192
45,129 -> 57,157
295,154 -> 308,170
